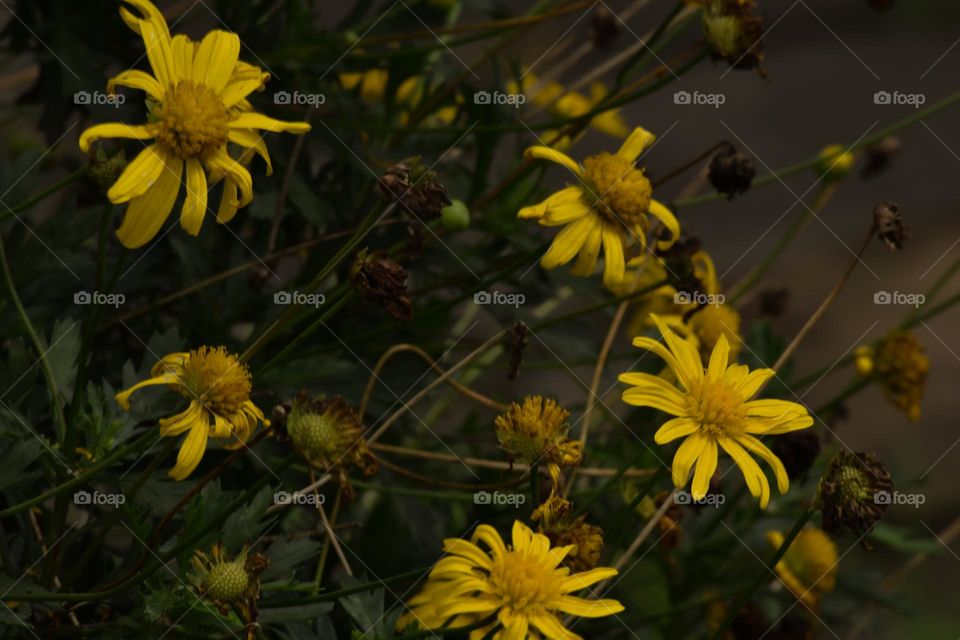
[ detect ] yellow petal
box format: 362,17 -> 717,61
518,186 -> 583,220
180,158 -> 207,236
114,373 -> 177,410
120,0 -> 170,39
170,34 -> 195,80
107,70 -> 163,101
530,611 -> 581,640
229,112 -> 311,134
650,314 -> 703,390
568,219 -> 602,276
524,145 -> 583,177
555,595 -> 625,618
192,30 -> 240,93
736,434 -> 790,494
80,123 -> 154,154
511,520 -> 535,551
620,373 -> 687,415
600,224 -> 625,288
540,202 -> 591,227
691,438 -> 718,499
732,368 -> 776,398
216,178 -> 240,223
107,144 -> 168,203
654,417 -> 699,444
228,129 -> 272,175
561,567 -> 617,593
540,213 -> 596,270
648,200 -> 680,250
169,422 -> 210,481
471,524 -> 507,559
441,538 -> 492,570
671,432 -> 709,490
139,15 -> 175,88
221,73 -> 270,108
158,401 -> 204,436
116,154 -> 183,249
617,126 -> 656,160
707,334 -> 730,381
718,435 -> 771,508
205,149 -> 253,208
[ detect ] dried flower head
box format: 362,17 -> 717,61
699,0 -> 766,74
862,136 -> 901,178
532,493 -> 604,572
873,201 -> 909,250
855,330 -> 929,421
191,543 -> 268,615
506,321 -> 529,381
708,145 -> 755,200
817,451 -> 893,541
495,396 -> 582,484
351,248 -> 412,321
379,156 -> 451,221
590,5 -> 621,48
285,393 -> 377,495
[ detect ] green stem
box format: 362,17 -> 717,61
261,567 -> 432,607
530,463 -> 540,506
708,509 -> 813,640
532,278 -> 671,331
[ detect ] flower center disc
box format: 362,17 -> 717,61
581,152 -> 653,226
688,381 -> 745,437
153,81 -> 230,159
489,551 -> 561,613
179,347 -> 251,416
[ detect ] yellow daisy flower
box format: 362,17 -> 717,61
115,346 -> 269,480
520,127 -> 680,287
766,527 -> 838,609
619,315 -> 813,508
494,396 -> 582,485
397,520 -> 624,639
78,0 -> 310,248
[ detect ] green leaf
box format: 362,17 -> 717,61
869,522 -> 943,554
258,601 -> 333,624
222,484 -> 276,553
263,537 -> 323,582
46,318 -> 81,405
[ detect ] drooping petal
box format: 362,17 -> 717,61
180,158 -> 208,236
736,434 -> 790,494
518,186 -> 582,220
629,336 -> 684,383
568,218 -> 603,276
690,437 -> 718,500
560,567 -> 617,593
540,213 -> 596,270
205,149 -> 253,208
671,432 -> 709,490
524,146 -> 583,177
114,373 -> 178,410
718,435 -> 771,508
158,401 -> 204,436
221,71 -> 270,107
116,153 -> 183,248
107,70 -> 164,100
530,611 -> 581,640
216,177 -> 240,223
600,224 -> 626,288
540,202 -> 591,227
647,200 -> 680,250
227,129 -> 272,175
169,421 -> 210,481
80,123 -> 154,154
